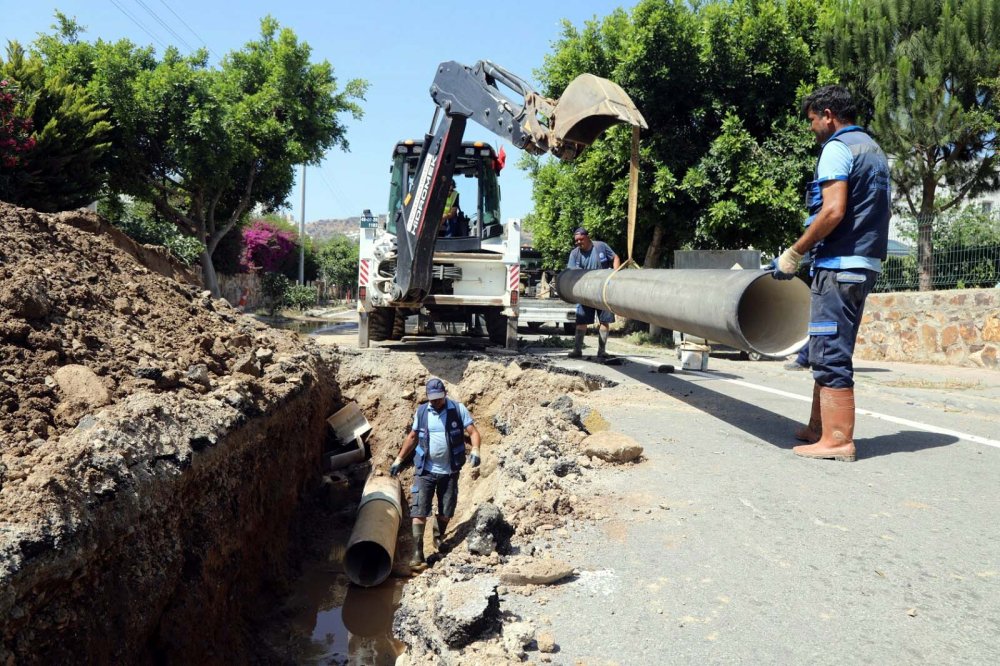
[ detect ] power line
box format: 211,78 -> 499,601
156,0 -> 218,60
134,0 -> 194,52
108,0 -> 168,51
317,168 -> 355,217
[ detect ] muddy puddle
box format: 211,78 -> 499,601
274,566 -> 405,665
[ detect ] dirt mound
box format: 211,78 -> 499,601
0,203 -> 330,662
0,203 -> 302,446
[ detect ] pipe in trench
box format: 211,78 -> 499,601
556,268 -> 810,357
344,475 -> 402,587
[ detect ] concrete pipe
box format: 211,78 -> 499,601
345,475 -> 402,587
556,268 -> 810,357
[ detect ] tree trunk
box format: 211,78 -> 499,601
200,250 -> 220,298
917,179 -> 936,292
643,223 -> 666,268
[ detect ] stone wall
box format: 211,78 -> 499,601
856,288 -> 1000,369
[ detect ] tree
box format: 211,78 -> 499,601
529,0 -> 705,270
317,234 -> 359,297
1,41 -> 110,209
528,0 -> 821,268
682,0 -> 819,254
821,0 -> 1000,289
33,15 -> 366,296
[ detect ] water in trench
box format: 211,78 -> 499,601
265,513 -> 406,665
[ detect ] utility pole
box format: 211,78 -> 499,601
299,164 -> 306,285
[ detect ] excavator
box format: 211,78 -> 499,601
357,60 -> 647,349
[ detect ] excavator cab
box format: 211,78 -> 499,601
386,139 -> 502,250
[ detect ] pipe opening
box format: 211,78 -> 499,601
344,540 -> 392,588
737,276 -> 810,356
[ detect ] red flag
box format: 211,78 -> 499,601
494,145 -> 507,172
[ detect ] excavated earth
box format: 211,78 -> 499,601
0,201 -> 644,664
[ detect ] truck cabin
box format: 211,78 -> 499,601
386,139 -> 503,244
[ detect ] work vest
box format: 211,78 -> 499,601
414,399 -> 466,474
808,127 -> 891,261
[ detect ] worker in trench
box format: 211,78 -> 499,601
390,377 -> 481,570
566,227 -> 621,358
771,84 -> 891,462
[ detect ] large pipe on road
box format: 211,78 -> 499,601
345,475 -> 402,587
556,268 -> 809,357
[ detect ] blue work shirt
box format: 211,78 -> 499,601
567,241 -> 617,270
412,401 -> 473,474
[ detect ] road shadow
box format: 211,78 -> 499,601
610,361 -> 960,456
858,430 -> 959,458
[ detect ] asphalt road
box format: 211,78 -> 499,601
504,341 -> 1000,665
302,314 -> 1000,663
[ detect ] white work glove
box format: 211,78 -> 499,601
770,248 -> 803,280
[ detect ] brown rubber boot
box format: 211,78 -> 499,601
794,383 -> 822,443
793,387 -> 856,462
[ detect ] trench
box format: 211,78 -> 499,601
252,345 -> 612,663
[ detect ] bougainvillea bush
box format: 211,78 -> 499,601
0,79 -> 36,170
240,220 -> 297,273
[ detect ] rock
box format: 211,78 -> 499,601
502,621 -> 535,656
536,632 -> 557,653
53,365 -> 111,408
466,502 -> 514,556
134,366 -> 163,381
185,364 -> 212,387
581,431 -> 643,463
232,353 -> 263,377
434,576 -> 501,648
499,559 -> 574,586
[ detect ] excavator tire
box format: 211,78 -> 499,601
389,311 -> 406,340
367,307 -> 396,342
484,309 -> 507,346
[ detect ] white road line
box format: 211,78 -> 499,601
625,357 -> 1000,449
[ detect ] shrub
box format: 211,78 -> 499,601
286,284 -> 317,311
260,272 -> 291,316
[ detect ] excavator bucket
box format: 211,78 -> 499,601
551,74 -> 648,158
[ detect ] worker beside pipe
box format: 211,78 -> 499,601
389,377 -> 482,569
771,85 -> 891,462
566,227 -> 620,358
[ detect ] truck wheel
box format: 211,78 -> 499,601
390,311 -> 406,340
563,322 -> 575,335
368,307 -> 395,342
527,321 -> 542,332
484,309 -> 508,346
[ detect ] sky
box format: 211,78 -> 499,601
3,0 -> 632,225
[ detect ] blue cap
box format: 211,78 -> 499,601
573,227 -> 588,236
426,377 -> 446,400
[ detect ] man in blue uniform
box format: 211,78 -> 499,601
390,377 -> 481,568
566,227 -> 621,358
771,85 -> 891,462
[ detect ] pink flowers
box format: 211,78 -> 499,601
0,80 -> 34,171
240,220 -> 297,272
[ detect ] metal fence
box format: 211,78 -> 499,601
875,211 -> 1000,292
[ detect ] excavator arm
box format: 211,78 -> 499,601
390,60 -> 647,304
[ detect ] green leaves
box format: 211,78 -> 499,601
27,14 -> 367,295
530,0 -> 820,268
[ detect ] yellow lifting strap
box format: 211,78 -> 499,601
601,126 -> 641,316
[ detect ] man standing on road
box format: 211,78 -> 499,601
566,227 -> 621,358
771,85 -> 891,462
390,377 -> 481,569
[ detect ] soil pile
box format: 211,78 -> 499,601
0,203 -> 334,662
